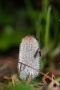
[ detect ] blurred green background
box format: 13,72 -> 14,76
0,0 -> 60,72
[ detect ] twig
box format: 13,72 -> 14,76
5,58 -> 59,85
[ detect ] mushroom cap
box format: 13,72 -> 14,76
18,35 -> 40,80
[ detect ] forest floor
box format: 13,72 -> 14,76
0,47 -> 60,90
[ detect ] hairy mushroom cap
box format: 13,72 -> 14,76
18,35 -> 40,80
